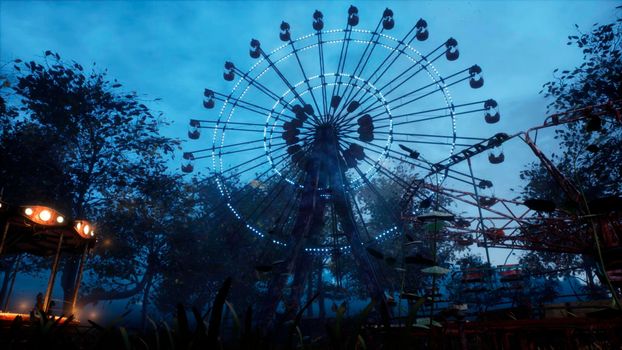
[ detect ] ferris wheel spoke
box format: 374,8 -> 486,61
376,41 -> 446,93
244,167 -> 304,225
364,156 -> 464,211
344,137 -> 483,195
335,69 -> 457,129
206,126 -> 266,133
362,156 -> 411,191
362,69 -> 469,121
334,26 -> 430,123
351,148 -> 416,191
214,97 -> 269,117
340,128 -> 484,142
371,40 -> 445,92
211,92 -> 290,119
245,177 -> 291,222
344,65 -> 467,126
224,160 -> 301,212
204,168 -> 287,225
375,108 -> 487,130
330,81 -> 380,127
197,120 -> 269,128
389,76 -> 471,113
380,49 -> 450,98
219,143 -> 290,177
315,29 -> 330,121
272,188 -> 304,238
255,46 -> 323,126
327,25 -> 352,126
346,185 -> 373,242
278,188 -> 306,237
351,79 -> 467,129
349,138 -> 486,186
382,134 -> 465,147
363,24 -> 420,86
393,154 -> 477,187
287,40 -> 324,126
398,152 -> 488,185
333,37 -> 382,121
331,16 -> 384,121
232,67 -> 320,127
336,50 -> 447,129
374,100 -> 488,122
326,24 -> 354,124
217,141 -> 289,156
350,163 -> 402,222
393,134 -> 485,142
264,141 -> 315,175
348,138 -> 436,173
334,43 -> 447,127
232,67 -> 283,102
222,154 -> 284,180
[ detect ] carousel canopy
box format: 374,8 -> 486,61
0,201 -> 95,256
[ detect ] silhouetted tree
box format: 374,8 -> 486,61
520,13 -> 621,292
152,173 -> 294,322
1,51 -> 179,313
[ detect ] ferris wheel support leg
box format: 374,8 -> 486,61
257,239 -> 305,329
284,253 -> 314,319
332,183 -> 392,326
258,168 -> 327,328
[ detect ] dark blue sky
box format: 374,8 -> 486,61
1,1 -> 616,144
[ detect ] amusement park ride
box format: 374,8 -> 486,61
181,5 -> 622,325
0,201 -> 96,321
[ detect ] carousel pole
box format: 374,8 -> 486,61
70,243 -> 89,315
0,221 -> 9,255
2,255 -> 21,311
0,187 -> 7,255
43,232 -> 64,313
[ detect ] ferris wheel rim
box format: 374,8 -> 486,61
194,17 -> 493,255
212,28 -> 456,192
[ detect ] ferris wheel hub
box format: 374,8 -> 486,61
314,123 -> 339,144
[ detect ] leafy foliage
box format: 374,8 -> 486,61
533,16 -> 622,200
1,51 -> 180,312
520,13 -> 622,286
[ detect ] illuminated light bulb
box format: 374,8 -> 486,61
90,231 -> 95,237
83,225 -> 90,235
76,222 -> 82,229
25,208 -> 33,216
39,209 -> 52,222
56,216 -> 64,224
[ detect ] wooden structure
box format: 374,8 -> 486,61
0,200 -> 95,316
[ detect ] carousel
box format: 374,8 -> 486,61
0,200 -> 95,323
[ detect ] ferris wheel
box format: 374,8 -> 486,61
182,6 -> 500,319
